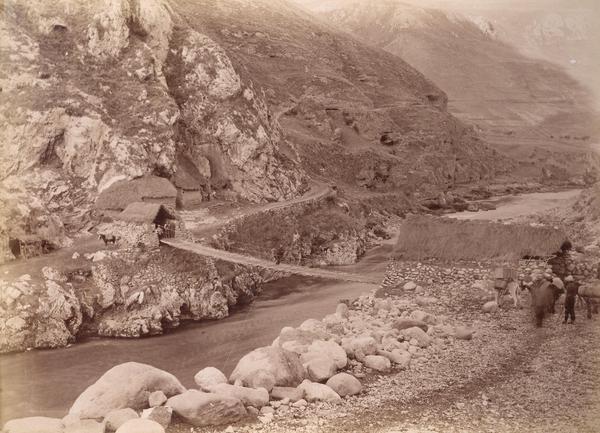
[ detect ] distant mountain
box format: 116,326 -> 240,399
297,0 -> 600,178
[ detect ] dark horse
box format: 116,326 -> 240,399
99,234 -> 117,246
529,279 -> 562,327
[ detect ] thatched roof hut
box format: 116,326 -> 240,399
96,176 -> 177,211
117,202 -> 176,225
394,215 -> 569,262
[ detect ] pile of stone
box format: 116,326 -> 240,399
2,291 -> 476,432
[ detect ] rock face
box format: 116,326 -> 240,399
1,248 -> 271,353
0,274 -> 82,353
166,390 -> 246,427
230,347 -> 306,388
0,0 -> 304,258
69,362 -> 186,419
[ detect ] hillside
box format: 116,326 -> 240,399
298,0 -> 600,180
0,0 -> 508,250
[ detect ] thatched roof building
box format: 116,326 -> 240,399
117,203 -> 176,225
394,215 -> 569,262
96,176 -> 177,211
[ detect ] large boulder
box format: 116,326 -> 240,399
244,369 -> 276,392
229,347 -> 305,387
69,362 -> 186,419
482,301 -> 498,313
105,408 -> 139,431
270,386 -> 304,402
166,390 -> 246,426
401,327 -> 431,348
363,355 -> 391,372
64,419 -> 105,433
388,349 -> 411,369
300,353 -> 337,382
194,367 -> 228,391
207,383 -> 269,408
393,319 -> 428,332
325,373 -> 362,397
409,310 -> 437,325
341,336 -> 377,360
306,340 -> 347,369
297,380 -> 342,404
115,418 -> 164,433
141,406 -> 172,429
148,391 -> 167,408
2,417 -> 63,433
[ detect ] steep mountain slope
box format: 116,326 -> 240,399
174,0 -> 509,189
299,0 -> 600,179
0,0 -> 508,251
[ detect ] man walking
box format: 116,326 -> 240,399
564,275 -> 579,324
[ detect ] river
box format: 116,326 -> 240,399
0,240 -> 392,423
0,188 -> 583,423
445,189 -> 582,221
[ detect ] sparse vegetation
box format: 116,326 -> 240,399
394,215 -> 569,262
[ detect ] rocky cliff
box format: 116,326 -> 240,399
0,247 -> 275,352
0,0 -> 304,250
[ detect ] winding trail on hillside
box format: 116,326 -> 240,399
161,239 -> 381,284
168,180 -> 384,284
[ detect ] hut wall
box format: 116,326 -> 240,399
103,221 -> 160,250
176,189 -> 204,209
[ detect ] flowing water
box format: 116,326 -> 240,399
0,242 -> 391,422
445,189 -> 581,221
0,188 -> 583,422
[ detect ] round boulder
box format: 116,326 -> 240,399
167,390 -> 246,427
69,362 -> 185,419
194,367 -> 228,391
2,417 -> 63,433
325,373 -> 362,397
230,346 -> 305,388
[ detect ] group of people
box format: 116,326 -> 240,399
494,264 -> 599,327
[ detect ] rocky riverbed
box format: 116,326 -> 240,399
5,253 -> 598,433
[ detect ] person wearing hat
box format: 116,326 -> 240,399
563,275 -> 579,324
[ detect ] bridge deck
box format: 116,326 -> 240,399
161,239 -> 381,285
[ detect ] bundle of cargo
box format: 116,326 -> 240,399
579,280 -> 600,298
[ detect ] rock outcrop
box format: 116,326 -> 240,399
69,362 -> 186,419
0,247 -> 273,353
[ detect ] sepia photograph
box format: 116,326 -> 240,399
0,0 -> 599,432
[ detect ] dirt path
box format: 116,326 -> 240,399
161,239 -> 381,284
179,181 -> 332,239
